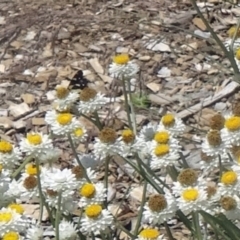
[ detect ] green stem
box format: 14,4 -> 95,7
126,80 -> 137,135
114,219 -> 135,238
35,158 -> 54,225
192,211 -> 203,240
164,221 -> 174,240
94,111 -> 103,130
104,157 -> 110,208
133,180 -> 147,236
167,165 -> 178,181
179,152 -> 189,169
11,155 -> 33,179
218,155 -> 222,180
55,192 -> 62,240
122,78 -> 133,130
80,113 -> 99,130
68,134 -> 90,182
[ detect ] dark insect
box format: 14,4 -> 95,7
68,70 -> 89,90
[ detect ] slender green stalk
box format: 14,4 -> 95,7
114,218 -> 135,238
55,192 -> 62,240
93,111 -> 103,130
190,0 -> 240,78
126,80 -> 137,135
80,113 -> 99,130
104,157 -> 110,208
35,158 -> 54,225
68,134 -> 90,182
229,19 -> 240,60
167,166 -> 178,181
164,221 -> 174,240
122,78 -> 133,130
133,180 -> 147,236
179,152 -> 189,169
218,155 -> 222,179
192,211 -> 203,240
122,155 -> 163,193
11,155 -> 32,179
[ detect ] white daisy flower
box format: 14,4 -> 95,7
0,140 -> 21,170
201,129 -> 230,157
76,87 -> 109,114
221,115 -> 240,145
199,151 -> 230,176
38,148 -> 61,164
53,86 -> 79,111
150,144 -> 179,170
25,224 -> 43,240
5,180 -> 22,200
78,182 -> 107,207
118,129 -> 138,157
177,186 -> 208,215
73,154 -> 100,170
41,167 -> 78,194
93,128 -> 123,161
108,53 -> 139,80
45,192 -> 77,214
150,128 -> 181,150
45,110 -> 81,136
158,113 -> 185,136
134,122 -> 158,157
217,170 -> 240,196
137,228 -> 166,240
217,195 -> 240,220
142,191 -> 177,224
19,132 -> 53,158
57,219 -> 77,240
80,204 -> 114,236
0,207 -> 28,234
172,169 -> 207,197
70,125 -> 88,144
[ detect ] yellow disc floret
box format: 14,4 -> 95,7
85,204 -> 102,218
139,229 -> 160,239
2,232 -> 19,240
225,116 -> 240,131
0,211 -> 13,223
0,141 -> 13,153
161,114 -> 175,127
80,183 -> 96,198
182,188 -> 199,201
25,163 -> 39,175
56,113 -> 73,125
154,144 -> 170,157
154,131 -> 169,144
221,171 -> 238,185
27,133 -> 42,145
113,54 -> 130,65
122,129 -> 135,144
8,203 -> 24,214
73,128 -> 84,137
56,86 -> 69,99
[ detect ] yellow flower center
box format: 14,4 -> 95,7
56,113 -> 73,125
139,229 -> 160,239
25,163 -> 39,175
154,144 -> 170,157
154,131 -> 169,144
161,114 -> 175,127
225,116 -> 240,131
85,204 -> 102,218
221,171 -> 237,185
73,128 -> 84,137
8,204 -> 24,215
2,232 -> 19,240
228,25 -> 240,38
113,54 -> 130,65
0,212 -> 13,223
122,129 -> 135,144
182,188 -> 199,201
56,86 -> 69,99
27,133 -> 42,145
80,183 -> 96,198
0,141 -> 13,153
236,48 -> 240,61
